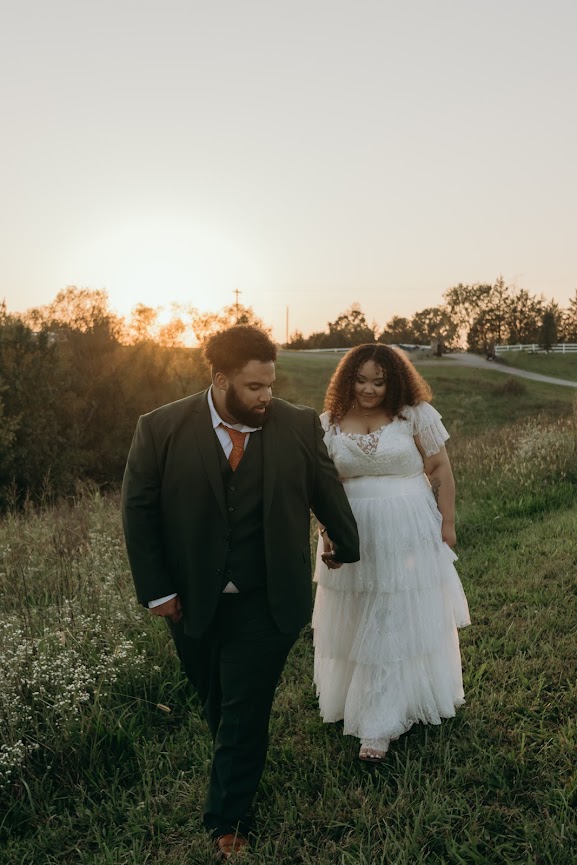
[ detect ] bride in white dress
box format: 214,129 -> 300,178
313,344 -> 470,761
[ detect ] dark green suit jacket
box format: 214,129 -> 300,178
121,390 -> 359,636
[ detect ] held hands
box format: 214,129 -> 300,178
148,595 -> 183,624
321,534 -> 343,570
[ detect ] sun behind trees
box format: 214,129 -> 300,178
0,288 -> 273,511
124,299 -> 271,346
21,286 -> 269,348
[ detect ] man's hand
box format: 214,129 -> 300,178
321,534 -> 344,570
321,550 -> 343,570
149,595 -> 183,623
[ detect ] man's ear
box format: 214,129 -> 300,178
214,371 -> 229,392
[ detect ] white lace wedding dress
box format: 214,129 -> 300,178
312,402 -> 470,752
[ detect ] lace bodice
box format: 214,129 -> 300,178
320,403 -> 449,480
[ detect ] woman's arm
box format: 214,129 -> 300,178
416,441 -> 457,548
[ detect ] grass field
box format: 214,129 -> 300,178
1,358 -> 576,864
498,350 -> 577,380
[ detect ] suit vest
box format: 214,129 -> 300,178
216,430 -> 267,592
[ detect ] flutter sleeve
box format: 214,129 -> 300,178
319,411 -> 337,445
406,402 -> 450,456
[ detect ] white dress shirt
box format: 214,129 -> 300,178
148,387 -> 260,607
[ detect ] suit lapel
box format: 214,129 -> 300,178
262,405 -> 278,522
193,392 -> 228,521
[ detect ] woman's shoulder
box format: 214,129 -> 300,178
402,402 -> 449,454
318,410 -> 335,433
401,401 -> 443,427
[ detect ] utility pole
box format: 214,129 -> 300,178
285,306 -> 289,345
233,288 -> 242,321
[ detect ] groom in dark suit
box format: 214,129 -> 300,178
121,325 -> 359,859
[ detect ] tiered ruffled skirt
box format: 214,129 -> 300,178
312,473 -> 470,746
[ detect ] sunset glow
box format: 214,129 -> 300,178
1,1 -> 576,343
62,213 -> 266,318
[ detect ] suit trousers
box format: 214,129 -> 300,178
169,588 -> 299,838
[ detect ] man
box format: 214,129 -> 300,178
121,325 -> 359,859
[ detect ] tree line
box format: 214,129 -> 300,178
0,286 -> 291,511
0,289 -> 212,512
287,278 -> 577,354
1,279 -> 576,510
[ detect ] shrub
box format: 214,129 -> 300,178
491,376 -> 527,397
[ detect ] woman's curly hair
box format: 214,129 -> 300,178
324,344 -> 433,423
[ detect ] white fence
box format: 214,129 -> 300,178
495,343 -> 577,354
284,344 -> 432,354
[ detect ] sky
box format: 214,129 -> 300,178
1,0 -> 576,342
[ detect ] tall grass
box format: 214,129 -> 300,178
0,493 -> 151,791
1,386 -> 576,863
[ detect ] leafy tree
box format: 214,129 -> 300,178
378,316 -> 416,345
471,276 -> 510,351
126,303 -> 189,347
26,286 -> 123,343
324,304 -> 375,348
0,305 -> 67,508
157,317 -> 186,347
284,306 -> 375,350
561,289 -> 577,342
444,278 -> 512,350
285,329 -> 331,349
539,305 -> 559,351
284,330 -> 309,349
444,278 -> 552,351
443,282 -> 495,333
127,304 -> 161,343
410,306 -> 459,353
0,374 -> 18,505
189,303 -> 270,344
505,289 -> 544,345
467,312 -> 498,354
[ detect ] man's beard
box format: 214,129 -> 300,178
225,384 -> 271,427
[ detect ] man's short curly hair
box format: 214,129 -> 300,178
324,343 -> 432,422
202,325 -> 277,376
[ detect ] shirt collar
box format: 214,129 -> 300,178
208,386 -> 260,433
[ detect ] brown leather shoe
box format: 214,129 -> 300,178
216,833 -> 249,859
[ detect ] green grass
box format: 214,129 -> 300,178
418,366 -> 576,434
2,494 -> 576,864
1,354 -> 577,864
274,350 -> 346,411
498,350 -> 577,380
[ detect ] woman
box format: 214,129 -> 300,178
313,344 -> 470,761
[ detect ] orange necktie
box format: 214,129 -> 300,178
223,426 -> 248,471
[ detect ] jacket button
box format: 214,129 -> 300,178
228,506 -> 234,512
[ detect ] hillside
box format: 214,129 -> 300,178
1,355 -> 576,865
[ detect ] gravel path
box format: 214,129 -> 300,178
416,352 -> 577,389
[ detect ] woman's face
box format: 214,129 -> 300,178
353,359 -> 386,410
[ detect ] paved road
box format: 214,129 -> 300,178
416,352 -> 577,389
